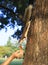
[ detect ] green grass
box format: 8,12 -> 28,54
0,58 -> 23,65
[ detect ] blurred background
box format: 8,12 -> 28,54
0,0 -> 29,65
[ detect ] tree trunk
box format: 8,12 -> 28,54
23,0 -> 48,65
23,18 -> 48,65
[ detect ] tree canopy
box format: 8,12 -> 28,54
0,0 -> 29,39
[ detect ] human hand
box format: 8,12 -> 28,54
12,49 -> 24,58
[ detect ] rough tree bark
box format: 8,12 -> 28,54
23,0 -> 48,65
1,0 -> 48,65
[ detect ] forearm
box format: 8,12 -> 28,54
1,54 -> 15,65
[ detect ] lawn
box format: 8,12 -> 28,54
0,58 -> 23,65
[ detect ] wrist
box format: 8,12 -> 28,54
11,53 -> 16,59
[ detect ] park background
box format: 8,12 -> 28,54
0,0 -> 28,65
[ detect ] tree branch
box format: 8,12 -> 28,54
19,21 -> 31,44
0,4 -> 16,16
19,5 -> 33,44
